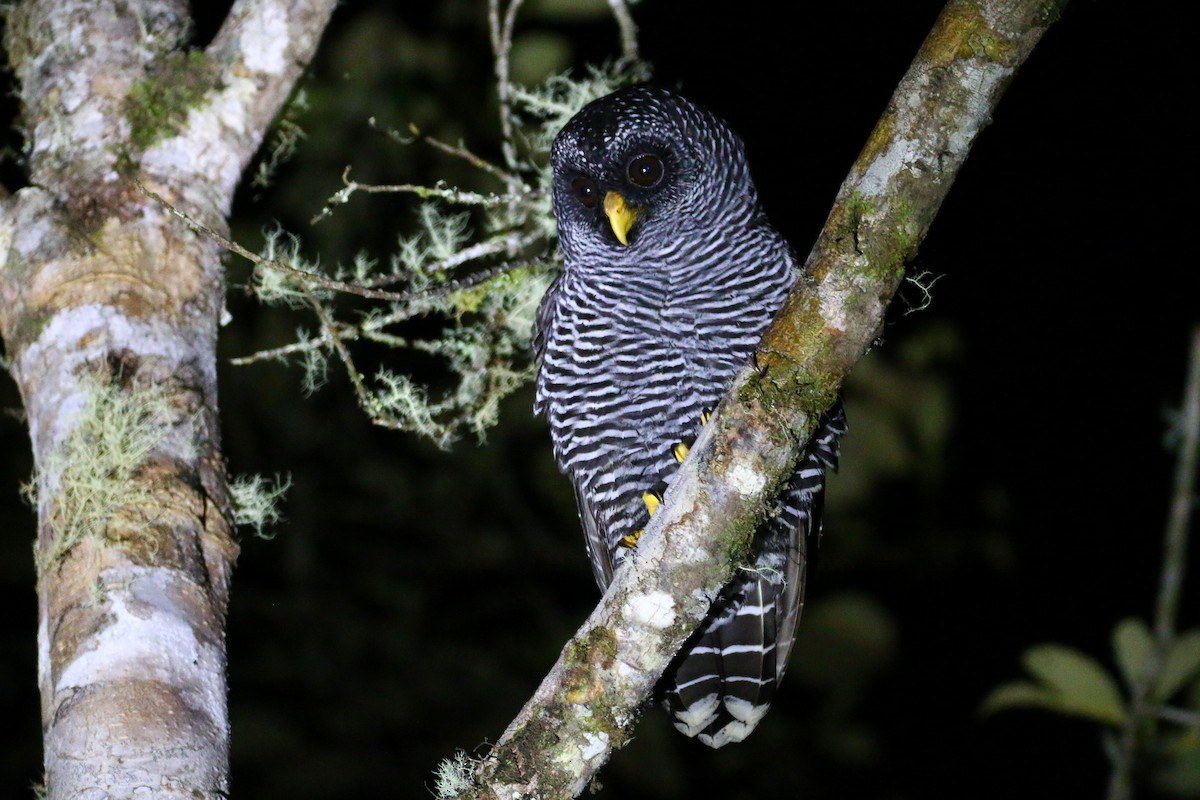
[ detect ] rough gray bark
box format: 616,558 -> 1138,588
458,1 -> 1066,797
0,1 -> 337,797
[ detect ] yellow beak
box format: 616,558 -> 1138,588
603,191 -> 639,246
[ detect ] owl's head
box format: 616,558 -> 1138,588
549,86 -> 759,258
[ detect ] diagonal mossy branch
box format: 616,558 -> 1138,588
450,1 -> 1065,797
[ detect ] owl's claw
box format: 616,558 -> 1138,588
622,489 -> 665,549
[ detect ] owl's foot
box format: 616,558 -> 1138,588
620,489 -> 665,549
671,410 -> 712,463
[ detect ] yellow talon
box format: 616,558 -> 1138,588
620,529 -> 643,548
673,442 -> 690,462
642,490 -> 662,516
700,409 -> 712,426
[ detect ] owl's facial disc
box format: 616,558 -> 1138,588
603,192 -> 639,246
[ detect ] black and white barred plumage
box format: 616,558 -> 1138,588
533,86 -> 845,748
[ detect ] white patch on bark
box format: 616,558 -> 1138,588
579,732 -> 609,761
822,272 -> 861,333
624,591 -> 676,630
859,135 -> 920,199
55,567 -> 229,734
726,461 -> 765,497
37,612 -> 50,688
10,190 -> 60,259
949,61 -> 1011,152
240,3 -> 290,75
141,76 -> 258,204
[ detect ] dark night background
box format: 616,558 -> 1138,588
1,1 -> 1196,798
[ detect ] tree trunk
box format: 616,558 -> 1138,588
0,1 -> 336,796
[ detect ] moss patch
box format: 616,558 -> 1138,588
126,50 -> 221,152
563,626 -> 617,705
715,512 -> 758,571
922,2 -> 1020,67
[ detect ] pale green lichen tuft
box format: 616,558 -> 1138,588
252,88 -> 310,189
432,750 -> 478,799
24,376 -> 188,573
251,228 -> 332,308
229,473 -> 291,539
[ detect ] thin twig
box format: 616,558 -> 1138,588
606,0 -> 640,67
142,181 -> 405,300
1158,705 -> 1200,728
311,166 -> 512,224
422,134 -> 524,190
368,118 -> 527,193
303,291 -> 379,422
228,337 -> 327,366
141,181 -> 542,306
1155,326 -> 1200,642
1107,327 -> 1200,800
488,0 -> 524,174
359,232 -> 548,289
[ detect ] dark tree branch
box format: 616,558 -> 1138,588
455,1 -> 1065,797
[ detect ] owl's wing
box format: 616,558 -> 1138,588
775,401 -> 846,677
572,479 -> 616,589
772,471 -> 817,682
531,270 -> 564,371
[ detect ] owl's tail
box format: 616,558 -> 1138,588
660,404 -> 845,747
662,572 -> 789,747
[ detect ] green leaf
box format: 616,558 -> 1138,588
1152,749 -> 1200,797
1155,630 -> 1200,703
1020,644 -> 1127,726
979,681 -> 1062,717
1114,617 -> 1154,689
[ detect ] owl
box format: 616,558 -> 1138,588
533,85 -> 844,747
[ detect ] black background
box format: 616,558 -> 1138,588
1,1 -> 1195,798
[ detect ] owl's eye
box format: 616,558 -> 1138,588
571,176 -> 600,208
626,154 -> 664,188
